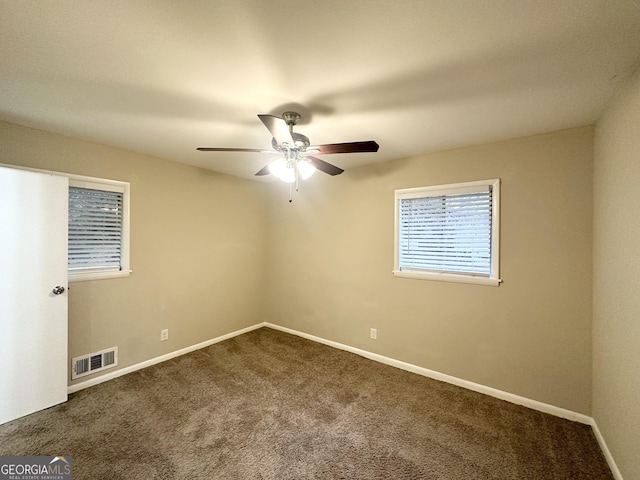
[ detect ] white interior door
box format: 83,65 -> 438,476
0,166 -> 69,425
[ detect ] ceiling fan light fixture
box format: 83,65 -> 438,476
268,158 -> 287,177
279,164 -> 296,183
297,160 -> 316,180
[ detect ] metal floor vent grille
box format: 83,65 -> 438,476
72,347 -> 118,379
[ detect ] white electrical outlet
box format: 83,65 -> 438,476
370,328 -> 377,340
160,329 -> 169,341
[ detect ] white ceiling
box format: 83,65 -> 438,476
2,1 -> 640,180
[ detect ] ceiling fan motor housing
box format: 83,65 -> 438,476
271,132 -> 310,151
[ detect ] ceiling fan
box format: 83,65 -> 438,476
197,111 -> 379,200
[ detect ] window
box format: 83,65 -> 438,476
394,179 -> 501,286
68,178 -> 130,282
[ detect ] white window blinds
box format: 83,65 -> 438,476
394,179 -> 500,285
68,186 -> 124,272
398,188 -> 492,276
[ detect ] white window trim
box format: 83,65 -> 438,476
0,163 -> 131,282
68,175 -> 131,282
393,178 -> 501,286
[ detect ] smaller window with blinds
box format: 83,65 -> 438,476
394,179 -> 501,286
68,178 -> 130,282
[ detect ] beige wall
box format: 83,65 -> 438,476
266,126 -> 594,414
0,119 -> 596,416
0,121 -> 268,387
593,68 -> 640,480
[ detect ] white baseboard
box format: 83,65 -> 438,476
265,323 -> 625,477
264,323 -> 592,424
68,321 -> 588,423
590,419 -> 624,480
67,323 -> 265,394
67,321 -> 622,479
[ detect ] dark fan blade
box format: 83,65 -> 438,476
311,141 -> 379,155
258,114 -> 294,147
255,164 -> 271,176
306,156 -> 344,176
196,147 -> 263,152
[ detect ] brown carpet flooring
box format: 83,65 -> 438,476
0,327 -> 612,479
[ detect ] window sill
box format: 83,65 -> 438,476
392,270 -> 501,286
69,270 -> 132,283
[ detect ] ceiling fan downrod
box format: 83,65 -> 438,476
282,111 -> 300,131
